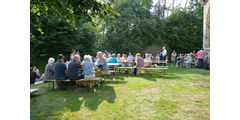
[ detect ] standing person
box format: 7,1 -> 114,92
108,53 -> 118,68
75,50 -> 81,61
162,47 -> 167,60
70,49 -> 76,61
196,48 -> 206,69
104,50 -> 109,56
68,55 -> 84,87
171,50 -> 177,65
96,51 -> 109,74
44,57 -> 55,80
30,67 -> 37,84
134,53 -> 145,76
82,55 -> 99,89
54,54 -> 68,90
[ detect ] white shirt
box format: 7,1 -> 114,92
127,55 -> 134,61
162,50 -> 167,56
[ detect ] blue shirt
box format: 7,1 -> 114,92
83,60 -> 94,75
187,56 -> 192,63
54,61 -> 67,80
97,58 -> 109,73
108,57 -> 118,68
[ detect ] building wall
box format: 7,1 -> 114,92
202,0 -> 210,51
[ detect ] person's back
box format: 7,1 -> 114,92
68,60 -> 82,80
187,56 -> 192,63
137,57 -> 144,68
83,60 -> 94,75
180,56 -> 184,63
54,60 -> 67,80
108,57 -> 118,68
44,64 -> 54,80
197,50 -> 206,59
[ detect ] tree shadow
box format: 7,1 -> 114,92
63,85 -> 116,112
107,80 -> 128,84
138,71 -> 182,82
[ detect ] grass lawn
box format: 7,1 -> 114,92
30,67 -> 210,120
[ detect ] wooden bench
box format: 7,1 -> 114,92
30,89 -> 39,94
44,77 -> 102,90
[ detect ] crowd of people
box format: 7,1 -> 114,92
171,48 -> 209,69
30,47 -> 210,89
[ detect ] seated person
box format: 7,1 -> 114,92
68,55 -> 83,86
54,54 -> 68,90
117,54 -> 122,62
33,65 -> 40,78
134,53 -> 145,75
96,51 -> 109,74
127,52 -> 134,62
81,55 -> 99,88
185,54 -> 192,68
108,53 -> 118,68
176,54 -> 184,68
144,53 -> 152,67
44,57 -> 55,80
30,67 -> 37,84
107,54 -> 112,62
155,54 -> 160,61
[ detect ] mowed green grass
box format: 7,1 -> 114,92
30,68 -> 210,120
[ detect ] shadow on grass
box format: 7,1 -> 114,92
62,85 -> 116,112
30,84 -> 116,119
107,80 -> 128,84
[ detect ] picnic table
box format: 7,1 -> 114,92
107,63 -> 121,78
44,77 -> 102,90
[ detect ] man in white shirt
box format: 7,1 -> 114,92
161,47 -> 167,60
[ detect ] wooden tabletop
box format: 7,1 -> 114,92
30,89 -> 39,93
107,63 -> 120,66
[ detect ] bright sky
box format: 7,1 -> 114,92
151,0 -> 190,16
152,0 -> 190,8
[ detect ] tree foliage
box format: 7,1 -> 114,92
102,0 -> 203,55
30,0 -> 204,71
30,0 -> 115,66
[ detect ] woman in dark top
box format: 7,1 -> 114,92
30,67 -> 37,84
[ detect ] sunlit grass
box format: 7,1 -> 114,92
31,68 -> 210,120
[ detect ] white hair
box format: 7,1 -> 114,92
48,57 -> 55,64
84,55 -> 92,61
97,51 -> 102,56
163,47 -> 166,50
73,55 -> 80,60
